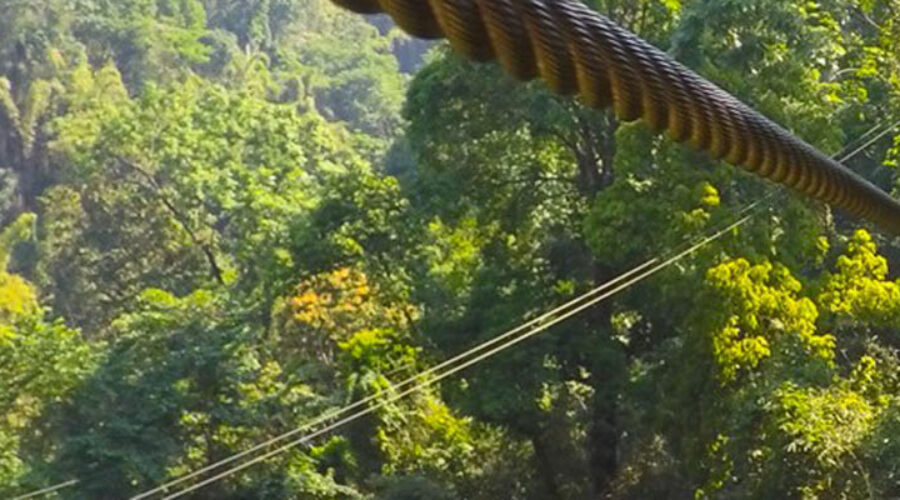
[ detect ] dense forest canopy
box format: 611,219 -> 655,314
3,0 -> 900,498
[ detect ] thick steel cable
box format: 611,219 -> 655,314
331,0 -> 900,235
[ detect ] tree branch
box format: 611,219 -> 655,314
115,156 -> 226,285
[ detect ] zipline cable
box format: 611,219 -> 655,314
156,213 -> 756,500
330,0 -> 900,235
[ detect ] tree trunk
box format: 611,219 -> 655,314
588,367 -> 620,497
531,433 -> 564,499
571,111 -> 618,198
571,110 -> 622,497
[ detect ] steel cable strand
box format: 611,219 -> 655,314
331,0 -> 900,234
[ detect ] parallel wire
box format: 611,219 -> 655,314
841,118 -> 891,150
129,259 -> 658,499
17,113 -> 899,500
136,185 -> 777,500
836,118 -> 900,166
157,213 -> 755,500
133,116 -> 900,498
9,480 -> 78,500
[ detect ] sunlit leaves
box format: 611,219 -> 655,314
0,258 -> 95,496
819,229 -> 900,325
0,213 -> 38,327
45,72 -> 367,331
705,258 -> 835,382
284,267 -> 416,366
681,230 -> 900,498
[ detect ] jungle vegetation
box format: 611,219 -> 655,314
3,0 -> 900,498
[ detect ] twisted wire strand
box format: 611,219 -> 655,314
332,0 -> 900,234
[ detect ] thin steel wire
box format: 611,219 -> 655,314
157,213 -> 755,500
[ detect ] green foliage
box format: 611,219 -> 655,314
0,310 -> 97,496
41,288 -> 360,498
41,69 -> 370,331
2,1 -> 900,499
654,231 -> 900,499
0,213 -> 35,272
705,258 -> 835,383
820,229 -> 900,325
0,234 -> 96,496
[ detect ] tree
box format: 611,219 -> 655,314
398,0 -> 897,496
41,67 -> 368,333
647,230 -> 900,498
3,1 -> 900,498
0,214 -> 97,497
42,287 -> 359,499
